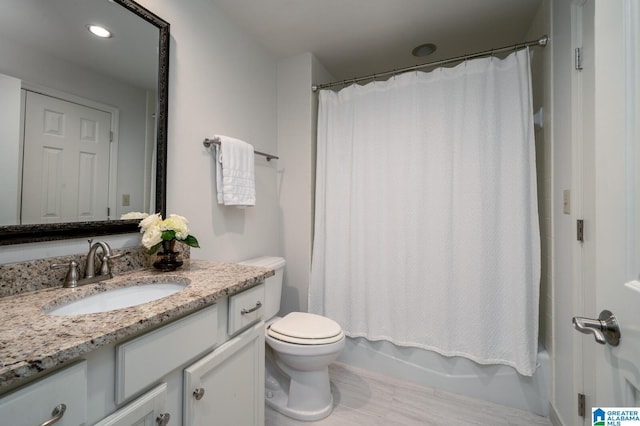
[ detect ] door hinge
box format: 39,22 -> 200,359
578,393 -> 586,418
107,207 -> 110,217
577,219 -> 584,242
109,131 -> 114,142
575,47 -> 583,71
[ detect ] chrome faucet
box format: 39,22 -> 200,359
85,240 -> 115,279
51,240 -> 122,288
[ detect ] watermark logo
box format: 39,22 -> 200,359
593,408 -> 640,426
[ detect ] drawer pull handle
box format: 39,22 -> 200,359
241,301 -> 262,315
39,404 -> 66,426
193,387 -> 205,400
156,412 -> 171,426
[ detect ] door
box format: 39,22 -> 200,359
21,91 -> 111,224
95,383 -> 169,426
575,0 -> 640,418
183,321 -> 265,426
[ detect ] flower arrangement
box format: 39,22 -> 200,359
120,211 -> 150,220
139,213 -> 200,254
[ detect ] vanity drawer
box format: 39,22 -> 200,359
116,304 -> 218,403
0,360 -> 87,425
228,283 -> 265,335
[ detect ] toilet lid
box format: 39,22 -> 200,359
268,312 -> 344,345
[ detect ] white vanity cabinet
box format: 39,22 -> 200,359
0,360 -> 87,426
86,282 -> 265,425
0,281 -> 266,426
183,321 -> 265,426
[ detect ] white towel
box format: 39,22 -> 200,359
213,135 -> 256,206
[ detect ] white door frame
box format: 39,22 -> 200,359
20,81 -> 120,220
566,0 -> 588,422
570,2 -> 594,423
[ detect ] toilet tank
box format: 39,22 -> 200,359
239,256 -> 285,320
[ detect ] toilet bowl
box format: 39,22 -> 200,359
240,257 -> 345,421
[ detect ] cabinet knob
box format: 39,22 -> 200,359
156,412 -> 171,426
39,404 -> 66,426
193,387 -> 206,400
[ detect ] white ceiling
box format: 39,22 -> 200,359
212,0 -> 544,81
0,0 -> 159,90
0,1 -> 544,89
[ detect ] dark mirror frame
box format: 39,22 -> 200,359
0,0 -> 169,246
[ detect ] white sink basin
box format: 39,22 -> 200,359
48,281 -> 188,316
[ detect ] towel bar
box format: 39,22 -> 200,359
203,137 -> 279,161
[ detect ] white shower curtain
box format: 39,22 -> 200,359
309,49 -> 540,376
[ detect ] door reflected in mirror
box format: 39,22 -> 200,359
0,0 -> 163,227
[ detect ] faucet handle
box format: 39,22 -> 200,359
100,252 -> 123,275
51,260 -> 80,288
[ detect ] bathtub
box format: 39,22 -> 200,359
337,337 -> 550,416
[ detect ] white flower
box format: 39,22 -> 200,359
162,214 -> 190,240
120,212 -> 149,220
141,224 -> 163,249
139,213 -> 162,232
138,212 -> 199,253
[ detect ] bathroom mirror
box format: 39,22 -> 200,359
0,0 -> 169,245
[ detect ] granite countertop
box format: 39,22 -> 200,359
0,259 -> 273,391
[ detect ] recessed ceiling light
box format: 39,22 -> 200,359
87,24 -> 112,38
412,43 -> 437,57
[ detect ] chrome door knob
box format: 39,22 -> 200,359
573,309 -> 620,346
193,387 -> 205,400
156,413 -> 170,426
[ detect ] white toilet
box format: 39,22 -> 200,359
240,256 -> 345,421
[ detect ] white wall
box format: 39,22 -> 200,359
137,0 -> 279,262
276,53 -> 334,315
0,74 -> 21,225
1,0 -> 280,264
277,54 -> 313,314
550,0 -> 580,423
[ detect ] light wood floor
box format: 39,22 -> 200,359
266,362 -> 552,426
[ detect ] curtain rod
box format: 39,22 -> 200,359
311,35 -> 548,92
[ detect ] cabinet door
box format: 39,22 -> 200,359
95,383 -> 169,426
0,360 -> 87,426
184,321 -> 265,426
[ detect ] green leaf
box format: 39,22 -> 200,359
148,242 -> 162,254
183,235 -> 200,248
161,230 -> 176,240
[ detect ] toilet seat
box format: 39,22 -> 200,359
268,312 -> 344,345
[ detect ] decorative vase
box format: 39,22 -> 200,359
153,239 -> 183,271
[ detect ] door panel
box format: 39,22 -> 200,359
21,91 -> 111,224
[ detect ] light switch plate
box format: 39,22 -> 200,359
563,189 -> 570,214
